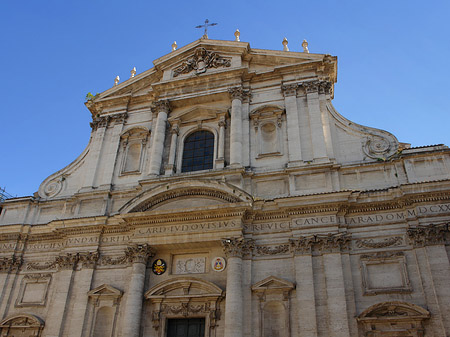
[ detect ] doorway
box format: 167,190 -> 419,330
166,318 -> 205,337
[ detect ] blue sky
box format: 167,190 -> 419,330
1,0 -> 449,197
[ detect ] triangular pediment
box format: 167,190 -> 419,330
169,104 -> 228,124
88,284 -> 123,298
251,276 -> 295,292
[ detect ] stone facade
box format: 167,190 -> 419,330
1,37 -> 450,337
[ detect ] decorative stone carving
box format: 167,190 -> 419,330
363,136 -> 394,160
0,256 -> 23,272
290,232 -> 351,255
78,251 -> 99,268
43,176 -> 65,197
152,99 -> 171,113
221,238 -> 255,258
90,112 -> 128,131
97,255 -> 128,266
281,83 -> 298,97
355,236 -> 403,249
302,39 -> 309,53
357,301 -> 430,337
227,86 -> 251,102
124,244 -> 155,264
55,253 -> 79,270
174,257 -> 206,274
145,277 -> 224,331
301,81 -> 320,94
256,244 -> 290,255
318,81 -> 332,95
0,314 -> 45,337
407,223 -> 449,247
26,261 -> 57,271
173,47 -> 231,77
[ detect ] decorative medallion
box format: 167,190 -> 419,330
211,257 -> 226,272
152,259 -> 167,275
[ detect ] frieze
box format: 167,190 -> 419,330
360,251 -> 404,260
256,244 -> 290,255
355,236 -> 403,249
221,238 -> 255,258
23,273 -> 52,281
173,47 -> 231,77
26,261 -> 57,271
135,220 -> 239,236
407,223 -> 449,247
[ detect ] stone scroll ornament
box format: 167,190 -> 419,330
173,47 -> 231,77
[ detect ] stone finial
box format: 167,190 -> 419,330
172,41 -> 177,51
130,67 -> 136,78
302,39 -> 309,53
282,37 -> 289,51
234,29 -> 240,42
114,76 -> 120,86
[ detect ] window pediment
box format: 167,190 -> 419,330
168,105 -> 228,124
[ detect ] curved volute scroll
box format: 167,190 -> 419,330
0,314 -> 44,337
326,101 -> 401,162
119,179 -> 253,214
357,301 -> 430,337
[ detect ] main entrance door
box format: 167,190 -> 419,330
167,318 -> 205,337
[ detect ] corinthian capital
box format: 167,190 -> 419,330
301,81 -> 320,94
56,253 -> 79,270
291,232 -> 351,255
78,251 -> 100,269
228,86 -> 244,101
318,81 -> 332,95
125,244 -> 156,264
407,223 -> 449,247
221,238 -> 255,258
152,100 -> 171,113
0,256 -> 23,272
281,83 -> 299,97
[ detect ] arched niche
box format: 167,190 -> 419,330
119,179 -> 252,213
119,127 -> 149,175
251,276 -> 295,337
0,314 -> 44,337
144,277 -> 224,337
86,284 -> 123,337
357,301 -> 430,337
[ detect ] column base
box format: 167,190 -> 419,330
164,164 -> 175,176
215,158 -> 225,169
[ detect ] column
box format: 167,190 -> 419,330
121,244 -> 155,337
318,233 -> 351,337
165,122 -> 179,175
149,100 -> 170,176
44,254 -> 78,337
408,224 -> 450,335
221,238 -> 254,337
216,116 -> 226,169
99,113 -> 127,186
228,87 -> 243,167
0,256 -> 22,319
318,82 -> 335,160
302,81 -> 328,161
281,84 -> 303,165
290,238 -> 318,337
84,117 -> 108,189
67,252 -> 99,337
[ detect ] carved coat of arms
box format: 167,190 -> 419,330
173,47 -> 231,77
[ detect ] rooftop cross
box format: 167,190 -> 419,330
195,19 -> 218,39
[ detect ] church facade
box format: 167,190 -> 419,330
1,37 -> 450,337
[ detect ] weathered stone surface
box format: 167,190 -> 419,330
0,37 -> 449,337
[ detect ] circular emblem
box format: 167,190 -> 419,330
212,257 -> 226,272
152,259 -> 167,275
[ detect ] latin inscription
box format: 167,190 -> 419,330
136,220 -> 238,236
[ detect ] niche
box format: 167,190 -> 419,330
120,128 -> 149,175
250,105 -> 284,158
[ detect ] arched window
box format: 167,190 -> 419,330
181,130 -> 214,172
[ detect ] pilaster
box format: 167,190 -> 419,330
121,244 -> 155,337
228,87 -> 245,167
165,121 -> 179,175
221,238 -> 254,337
281,83 -> 303,165
149,100 -> 170,176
